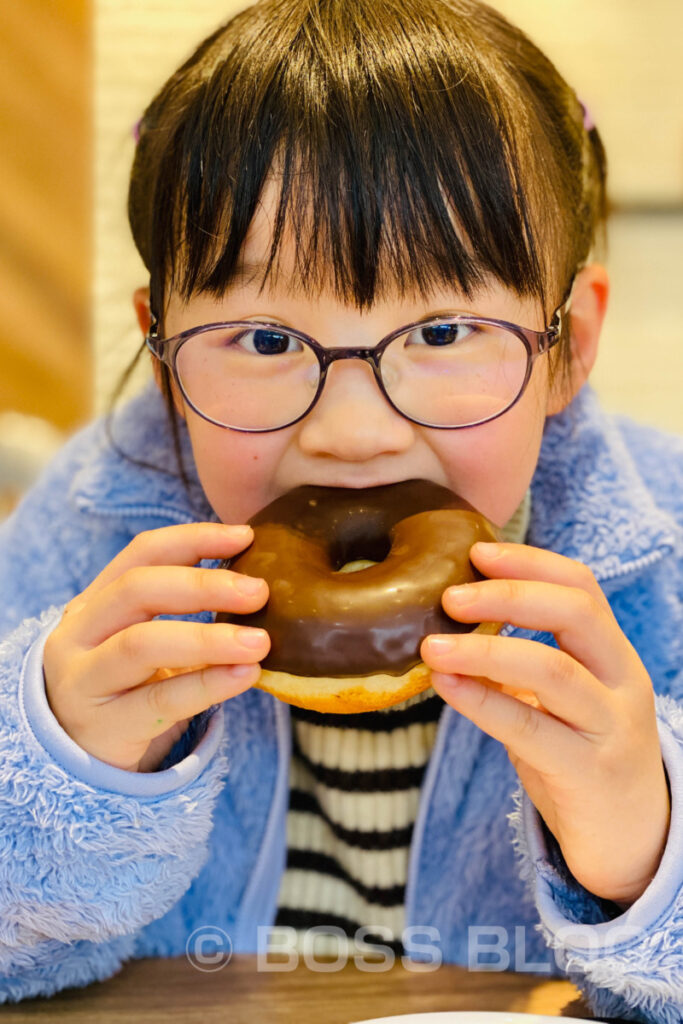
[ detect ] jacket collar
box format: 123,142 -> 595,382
71,382 -> 215,525
527,384 -> 678,586
72,381 -> 678,583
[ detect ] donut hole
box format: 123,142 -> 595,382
330,528 -> 391,572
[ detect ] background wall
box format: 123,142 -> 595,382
0,0 -> 91,431
0,0 -> 91,514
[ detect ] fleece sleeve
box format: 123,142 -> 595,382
0,607 -> 229,1004
508,693 -> 683,1024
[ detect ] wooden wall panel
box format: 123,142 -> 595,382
0,0 -> 91,432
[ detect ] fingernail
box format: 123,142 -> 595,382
472,542 -> 503,558
237,627 -> 269,648
236,575 -> 265,596
426,636 -> 453,655
231,525 -> 253,539
445,586 -> 473,605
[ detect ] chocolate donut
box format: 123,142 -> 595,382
217,479 -> 502,713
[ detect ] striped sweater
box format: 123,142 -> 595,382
273,491 -> 531,958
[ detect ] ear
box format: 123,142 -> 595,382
132,286 -> 186,419
132,285 -> 162,391
546,263 -> 609,416
132,285 -> 152,336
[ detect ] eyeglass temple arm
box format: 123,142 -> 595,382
546,266 -> 581,345
148,306 -> 160,341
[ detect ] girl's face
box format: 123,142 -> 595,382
154,192 -> 602,530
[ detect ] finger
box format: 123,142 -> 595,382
442,576 -> 631,687
470,542 -> 610,607
81,619 -> 270,698
71,522 -> 254,607
429,670 -> 579,775
74,565 -> 268,647
421,633 -> 610,735
107,662 -> 262,746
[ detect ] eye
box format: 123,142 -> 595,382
233,326 -> 303,355
406,321 -> 475,347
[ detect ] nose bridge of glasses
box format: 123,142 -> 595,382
322,345 -> 382,371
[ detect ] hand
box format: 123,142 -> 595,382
43,523 -> 270,773
420,541 -> 671,906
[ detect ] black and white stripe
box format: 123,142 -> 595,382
274,688 -> 442,957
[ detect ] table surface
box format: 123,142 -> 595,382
1,955 -> 596,1023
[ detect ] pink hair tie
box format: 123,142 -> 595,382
132,118 -> 142,143
579,100 -> 595,132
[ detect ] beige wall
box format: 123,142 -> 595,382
93,1 -> 681,432
490,0 -> 683,205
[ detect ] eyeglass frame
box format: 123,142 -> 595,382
145,280 -> 575,433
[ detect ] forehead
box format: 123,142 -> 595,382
231,178 -> 298,291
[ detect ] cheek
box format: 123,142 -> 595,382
185,422 -> 286,524
432,375 -> 548,527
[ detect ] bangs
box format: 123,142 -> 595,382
130,0 -> 593,319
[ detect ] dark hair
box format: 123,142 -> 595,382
121,0 -> 608,482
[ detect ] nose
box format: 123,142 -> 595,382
296,356 -> 414,461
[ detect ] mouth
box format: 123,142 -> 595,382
296,477 -> 421,490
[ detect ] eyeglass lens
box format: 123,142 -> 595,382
174,321 -> 529,429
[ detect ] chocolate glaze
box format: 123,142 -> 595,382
217,479 -> 500,677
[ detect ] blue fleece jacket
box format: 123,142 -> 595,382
0,381 -> 682,1020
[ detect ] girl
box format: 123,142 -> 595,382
1,0 -> 682,1017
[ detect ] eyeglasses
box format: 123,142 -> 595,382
146,293 -> 572,432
